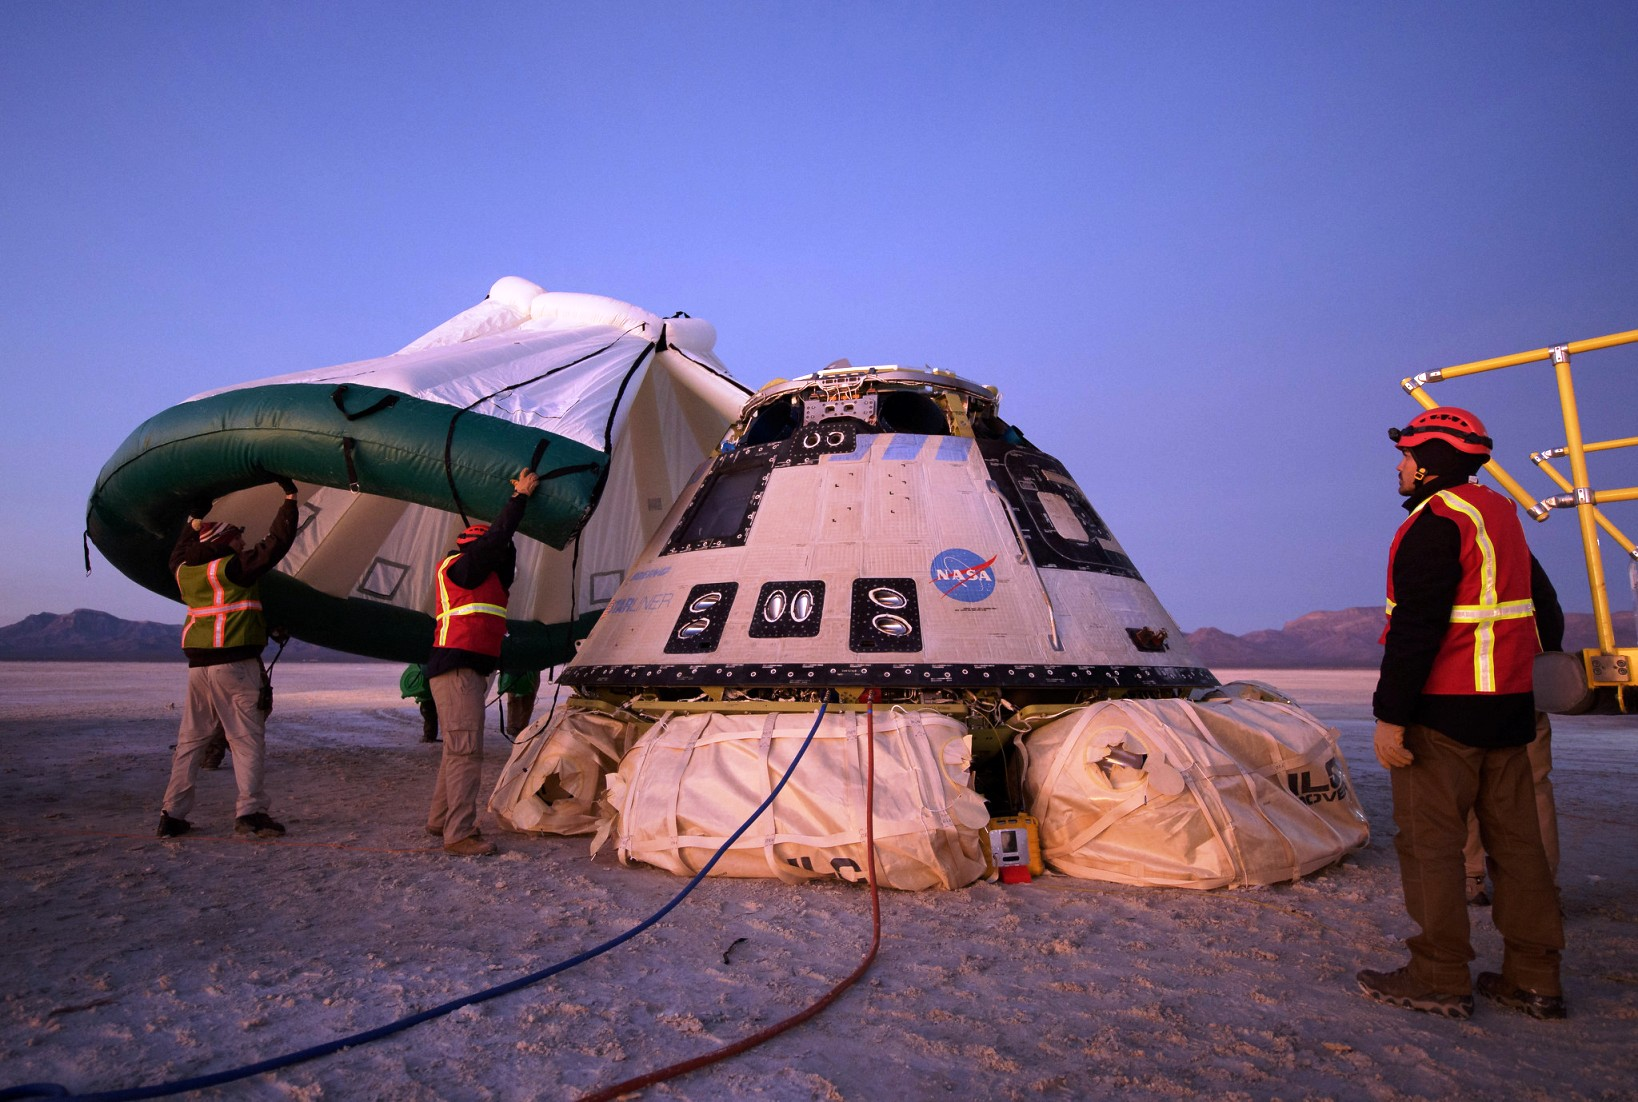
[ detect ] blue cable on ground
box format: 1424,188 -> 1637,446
1,699 -> 832,1102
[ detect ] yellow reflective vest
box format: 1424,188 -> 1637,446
177,556 -> 267,651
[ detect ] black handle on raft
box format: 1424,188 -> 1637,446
539,462 -> 600,482
527,438 -> 549,475
331,384 -> 400,422
342,437 -> 361,492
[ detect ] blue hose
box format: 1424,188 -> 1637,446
2,699 -> 832,1102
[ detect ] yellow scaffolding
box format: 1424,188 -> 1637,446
1399,328 -> 1638,710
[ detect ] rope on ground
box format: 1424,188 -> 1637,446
576,690 -> 885,1102
0,700 -> 835,1102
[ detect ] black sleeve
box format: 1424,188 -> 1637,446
1530,554 -> 1564,652
444,493 -> 529,589
169,521 -> 199,575
228,498 -> 300,586
1373,509 -> 1461,725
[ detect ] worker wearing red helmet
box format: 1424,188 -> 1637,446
1357,406 -> 1567,1021
423,468 -> 539,856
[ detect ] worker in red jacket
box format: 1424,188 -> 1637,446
424,468 -> 538,856
1357,407 -> 1565,1021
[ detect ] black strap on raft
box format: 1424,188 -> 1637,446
668,345 -> 752,399
441,414 -> 473,526
83,531 -> 92,576
439,325 -> 655,527
538,462 -> 600,482
341,437 -> 361,492
330,384 -> 399,421
331,386 -> 399,494
571,343 -> 654,535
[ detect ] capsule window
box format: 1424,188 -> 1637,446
665,460 -> 771,554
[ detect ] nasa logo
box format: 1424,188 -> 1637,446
930,548 -> 997,603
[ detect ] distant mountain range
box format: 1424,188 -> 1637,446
0,609 -> 373,663
0,607 -> 1629,667
1185,606 -> 1633,668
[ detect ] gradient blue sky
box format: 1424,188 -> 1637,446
4,2 -> 1635,635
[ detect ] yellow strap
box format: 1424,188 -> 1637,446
1383,598 -> 1532,622
1435,491 -> 1501,691
189,600 -> 263,616
436,603 -> 508,621
1448,599 -> 1534,623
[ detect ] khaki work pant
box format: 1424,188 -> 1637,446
1391,724 -> 1564,995
427,667 -> 489,845
162,658 -> 269,820
1465,712 -> 1557,878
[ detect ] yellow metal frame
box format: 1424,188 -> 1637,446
1399,328 -> 1638,707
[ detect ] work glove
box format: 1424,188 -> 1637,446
1372,720 -> 1414,769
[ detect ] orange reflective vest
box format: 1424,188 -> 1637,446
1383,483 -> 1538,694
177,556 -> 267,650
433,554 -> 509,656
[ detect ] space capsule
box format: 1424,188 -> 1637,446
565,361 -> 1215,696
498,361 -> 1370,890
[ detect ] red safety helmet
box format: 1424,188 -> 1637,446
456,523 -> 490,544
1388,406 -> 1493,457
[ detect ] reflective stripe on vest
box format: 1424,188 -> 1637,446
177,557 -> 265,650
433,554 -> 509,655
1384,484 -> 1537,694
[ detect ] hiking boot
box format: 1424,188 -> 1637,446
234,812 -> 286,838
157,812 -> 192,838
445,835 -> 497,857
1356,967 -> 1473,1020
1466,875 -> 1490,907
1477,972 -> 1567,1020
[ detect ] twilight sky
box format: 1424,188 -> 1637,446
3,2 -> 1635,635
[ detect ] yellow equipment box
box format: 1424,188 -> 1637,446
982,813 -> 1044,877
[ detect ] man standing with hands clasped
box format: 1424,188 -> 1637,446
424,468 -> 538,856
1358,406 -> 1567,1021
